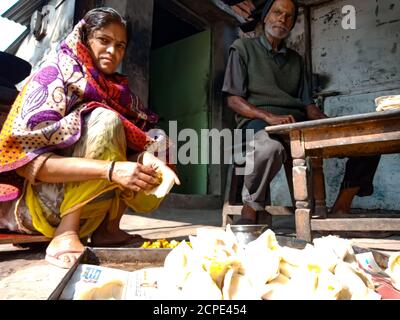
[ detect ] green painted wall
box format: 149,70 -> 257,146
149,30 -> 211,195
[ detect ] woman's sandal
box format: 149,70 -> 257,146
45,231 -> 84,268
45,249 -> 84,269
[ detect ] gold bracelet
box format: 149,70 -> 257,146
107,161 -> 116,182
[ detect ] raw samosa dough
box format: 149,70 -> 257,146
180,268 -> 223,300
163,240 -> 193,288
140,151 -> 180,198
242,229 -> 280,286
386,252 -> 400,290
222,267 -> 258,300
375,95 -> 400,111
334,262 -> 379,300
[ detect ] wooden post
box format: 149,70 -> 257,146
293,160 -> 308,201
291,130 -> 312,241
295,208 -> 312,242
310,156 -> 327,218
292,158 -> 312,241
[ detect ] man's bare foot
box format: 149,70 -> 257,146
45,231 -> 85,268
90,228 -> 147,247
330,187 -> 360,215
235,204 -> 258,225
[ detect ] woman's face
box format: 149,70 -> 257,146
87,22 -> 127,75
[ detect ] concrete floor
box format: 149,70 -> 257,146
1,206 -> 400,299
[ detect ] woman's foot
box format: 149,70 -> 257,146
45,231 -> 85,268
90,228 -> 147,247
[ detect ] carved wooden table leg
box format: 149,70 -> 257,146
310,156 -> 327,218
290,130 -> 312,242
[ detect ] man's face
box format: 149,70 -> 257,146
264,0 -> 296,40
87,22 -> 127,75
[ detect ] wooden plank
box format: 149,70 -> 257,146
265,109 -> 400,134
352,240 -> 400,252
305,131 -> 400,150
0,232 -> 50,245
304,123 -> 400,150
328,213 -> 400,219
311,218 -> 400,231
222,205 -> 294,216
318,140 -> 400,158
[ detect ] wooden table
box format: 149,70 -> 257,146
265,109 -> 400,242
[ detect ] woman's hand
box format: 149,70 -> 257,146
111,162 -> 162,192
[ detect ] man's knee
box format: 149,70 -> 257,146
254,131 -> 286,160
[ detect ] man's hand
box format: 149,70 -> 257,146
264,112 -> 296,125
306,104 -> 328,120
227,96 -> 296,125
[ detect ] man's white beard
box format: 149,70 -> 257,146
265,24 -> 290,40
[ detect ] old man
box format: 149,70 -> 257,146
222,0 -> 380,224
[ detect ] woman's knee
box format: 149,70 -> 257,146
73,107 -> 127,159
86,107 -> 123,134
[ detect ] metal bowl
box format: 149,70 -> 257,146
229,224 -> 270,245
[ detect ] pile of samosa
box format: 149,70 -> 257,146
159,227 -> 384,300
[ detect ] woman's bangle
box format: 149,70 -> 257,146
107,161 -> 116,182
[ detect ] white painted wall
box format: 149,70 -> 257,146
312,0 -> 399,94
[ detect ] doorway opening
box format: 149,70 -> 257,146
151,1 -> 203,50
149,1 -> 211,195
